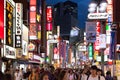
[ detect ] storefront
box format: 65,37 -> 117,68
2,45 -> 16,73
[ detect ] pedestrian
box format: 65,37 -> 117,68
113,76 -> 117,80
40,71 -> 50,80
28,67 -> 39,80
14,69 -> 23,80
68,69 -> 74,80
0,70 -> 5,80
105,71 -> 113,80
4,68 -> 12,80
87,65 -> 105,80
97,68 -> 105,77
58,70 -> 69,80
78,69 -> 87,80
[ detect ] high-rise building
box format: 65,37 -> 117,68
53,1 -> 78,40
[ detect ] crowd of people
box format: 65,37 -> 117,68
0,65 -> 118,80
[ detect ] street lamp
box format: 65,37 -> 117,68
88,0 -> 108,13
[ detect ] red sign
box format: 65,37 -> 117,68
94,22 -> 101,51
46,23 -> 52,31
30,12 -> 36,23
29,24 -> 37,37
46,6 -> 52,22
54,47 -> 58,54
30,0 -> 36,5
96,22 -> 100,35
94,38 -> 100,51
0,0 -> 4,39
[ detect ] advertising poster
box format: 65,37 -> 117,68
86,22 -> 96,43
99,34 -> 106,49
29,24 -> 37,39
5,45 -> 16,59
22,40 -> 28,56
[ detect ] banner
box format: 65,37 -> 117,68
109,31 -> 116,59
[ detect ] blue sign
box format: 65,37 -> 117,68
109,31 -> 117,59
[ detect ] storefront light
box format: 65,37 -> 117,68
48,34 -> 58,40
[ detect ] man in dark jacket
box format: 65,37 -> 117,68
105,71 -> 113,80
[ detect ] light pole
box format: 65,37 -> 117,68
41,0 -> 47,63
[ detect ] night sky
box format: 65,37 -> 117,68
46,0 -> 91,28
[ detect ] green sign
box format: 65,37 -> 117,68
88,43 -> 93,59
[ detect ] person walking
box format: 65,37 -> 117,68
28,67 -> 39,80
78,69 -> 87,80
105,71 -> 113,80
0,70 -> 5,80
14,69 -> 23,80
40,71 -> 50,80
4,68 -> 12,80
87,65 -> 105,80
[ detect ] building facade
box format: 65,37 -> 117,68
53,1 -> 79,40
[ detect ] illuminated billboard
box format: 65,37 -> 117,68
6,2 -> 14,47
30,0 -> 36,5
0,0 -> 4,39
30,12 -> 36,23
46,6 -> 52,22
15,3 -> 23,48
16,3 -> 22,35
29,0 -> 37,40
46,22 -> 52,31
29,24 -> 37,39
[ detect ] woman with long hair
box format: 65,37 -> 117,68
40,71 -> 50,80
58,70 -> 69,80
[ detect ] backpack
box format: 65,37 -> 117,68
74,73 -> 78,80
87,75 -> 100,80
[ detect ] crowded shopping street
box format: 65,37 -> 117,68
0,0 -> 120,80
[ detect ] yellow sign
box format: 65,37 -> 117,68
94,51 -> 99,60
116,60 -> 120,76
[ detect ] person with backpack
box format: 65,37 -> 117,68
105,71 -> 113,80
87,65 -> 105,80
78,69 -> 88,80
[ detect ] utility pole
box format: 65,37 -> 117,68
41,0 -> 47,62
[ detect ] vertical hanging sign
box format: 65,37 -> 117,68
109,31 -> 116,59
0,0 -> 4,39
15,3 -> 23,48
88,43 -> 93,60
6,1 -> 14,47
